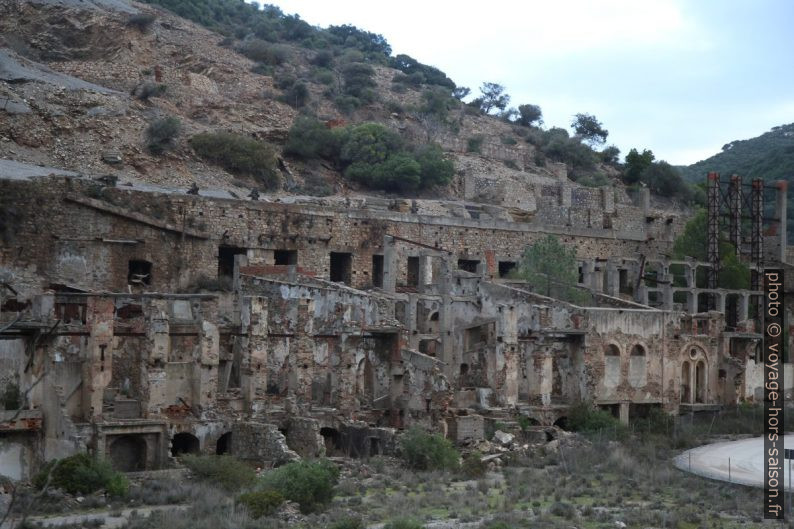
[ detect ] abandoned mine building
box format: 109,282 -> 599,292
0,168 -> 791,479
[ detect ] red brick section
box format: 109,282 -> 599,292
484,250 -> 496,277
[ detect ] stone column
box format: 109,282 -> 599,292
619,401 -> 630,425
605,261 -> 619,297
738,293 -> 750,322
195,320 -> 219,408
241,296 -> 268,412
687,290 -> 698,313
145,300 -> 170,416
582,260 -> 595,290
715,292 -> 726,313
382,236 -> 397,293
82,297 -> 115,421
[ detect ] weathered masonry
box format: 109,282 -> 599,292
0,174 -> 790,479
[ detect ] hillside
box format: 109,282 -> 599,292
0,0 -> 682,216
679,123 -> 794,184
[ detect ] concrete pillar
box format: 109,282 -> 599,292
662,284 -> 674,310
438,258 -> 456,379
582,260 -> 595,290
418,255 -> 432,291
382,236 -> 397,293
241,296 -> 268,410
605,261 -> 619,297
776,181 -> 788,263
715,292 -> 726,313
738,293 -> 750,322
619,401 -> 630,425
560,182 -> 571,207
636,282 -> 649,305
82,297 -> 115,421
684,264 -> 695,288
686,290 -> 698,313
196,320 -> 219,408
146,300 -> 169,416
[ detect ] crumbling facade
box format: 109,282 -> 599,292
0,173 -> 789,479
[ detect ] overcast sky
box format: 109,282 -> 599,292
264,0 -> 794,165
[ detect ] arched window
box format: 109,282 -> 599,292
630,344 -> 646,356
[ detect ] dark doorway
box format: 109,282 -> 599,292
109,435 -> 147,472
128,260 -> 152,285
171,432 -> 200,457
406,256 -> 420,287
498,261 -> 516,278
330,252 -> 352,284
274,249 -> 297,265
216,432 -> 232,455
372,254 -> 384,288
218,246 -> 246,279
458,259 -> 479,273
320,427 -> 341,455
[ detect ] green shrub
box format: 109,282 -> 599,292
413,144 -> 454,187
33,454 -> 128,497
341,62 -> 376,101
567,401 -> 628,440
240,39 -> 289,65
549,501 -> 576,519
461,451 -> 487,478
466,135 -> 484,153
146,116 -> 181,154
399,428 -> 460,471
517,415 -> 532,432
280,81 -> 309,108
383,519 -> 424,529
258,459 -> 339,513
310,50 -> 334,67
312,68 -> 335,85
284,116 -> 343,160
188,132 -> 278,188
236,489 -> 284,518
181,454 -> 256,492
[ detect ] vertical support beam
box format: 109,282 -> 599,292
729,174 -> 741,251
776,181 -> 788,264
751,178 -> 764,295
619,401 -> 630,425
382,235 -> 397,293
82,297 -> 115,420
706,173 -> 720,307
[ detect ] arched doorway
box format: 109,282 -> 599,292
695,360 -> 706,403
356,357 -> 374,403
171,432 -> 200,457
109,435 -> 147,472
629,344 -> 647,388
604,344 -> 620,389
216,432 -> 232,455
553,416 -> 568,430
681,361 -> 691,403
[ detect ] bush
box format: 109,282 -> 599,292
567,402 -> 628,440
400,428 -> 460,471
284,116 -> 342,160
236,489 -> 284,518
126,13 -> 156,31
134,82 -> 167,101
549,501 -> 576,519
181,454 -> 256,492
280,81 -> 309,108
33,454 -> 128,497
240,39 -> 289,65
188,132 -> 279,188
460,451 -> 487,479
466,135 -> 484,153
310,50 -> 334,67
341,62 -> 376,101
413,144 -> 454,187
383,519 -> 424,529
146,117 -> 181,155
258,459 -> 339,513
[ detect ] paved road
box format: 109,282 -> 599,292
675,435 -> 794,489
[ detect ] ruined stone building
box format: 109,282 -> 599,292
0,171 -> 789,479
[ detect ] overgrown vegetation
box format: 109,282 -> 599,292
399,428 -> 460,471
567,401 -> 629,440
284,118 -> 453,192
188,132 -> 279,188
33,454 -> 128,497
623,147 -> 694,201
258,459 -> 340,513
1,382 -> 21,410
236,489 -> 284,518
146,116 -> 181,155
181,454 -> 256,492
511,235 -> 589,304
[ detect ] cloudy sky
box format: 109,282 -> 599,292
265,0 -> 794,165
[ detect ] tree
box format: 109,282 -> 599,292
476,82 -> 510,114
571,113 -> 608,146
640,161 -> 689,199
601,145 -> 620,165
452,86 -> 471,101
672,210 -> 750,289
517,104 -> 543,127
513,235 -> 587,303
623,148 -> 655,185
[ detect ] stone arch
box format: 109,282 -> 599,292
356,356 -> 374,403
216,432 -> 232,455
171,432 -> 200,457
109,435 -> 147,472
603,343 -> 621,389
628,343 -> 647,387
553,416 -> 568,430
